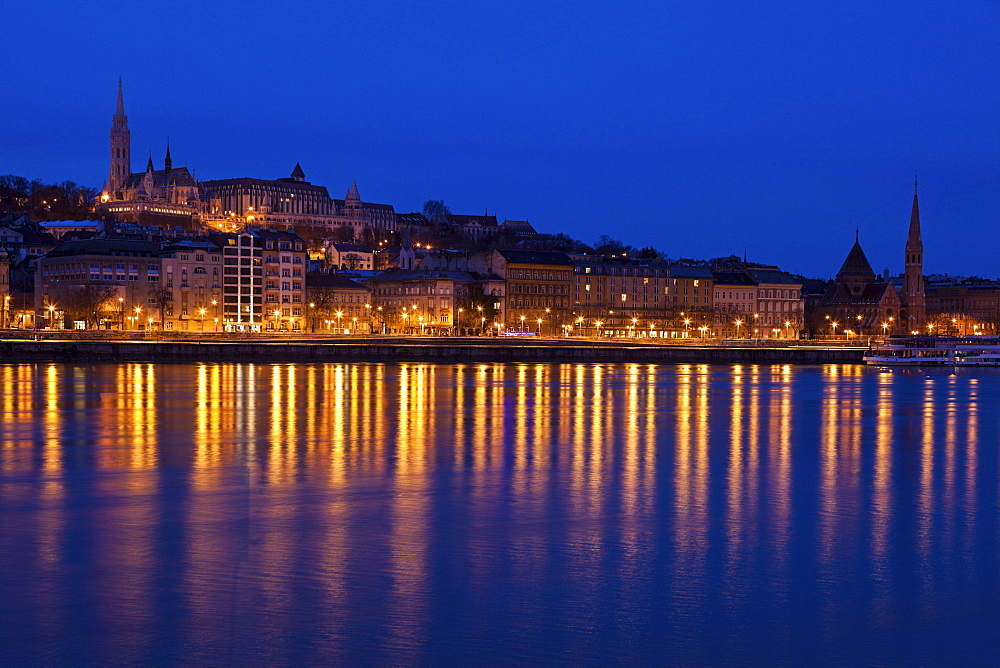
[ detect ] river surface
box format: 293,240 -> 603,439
0,362 -> 998,664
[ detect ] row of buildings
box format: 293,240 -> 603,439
1,193 -> 997,337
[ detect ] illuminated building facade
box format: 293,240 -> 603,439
158,239 -> 224,331
304,273 -> 372,332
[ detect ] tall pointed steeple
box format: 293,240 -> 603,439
146,153 -> 154,173
901,177 -> 926,330
115,78 -> 125,116
108,78 -> 131,195
290,162 -> 305,182
164,138 -> 172,171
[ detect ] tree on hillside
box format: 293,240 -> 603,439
0,175 -> 98,221
593,235 -> 633,256
422,200 -> 451,223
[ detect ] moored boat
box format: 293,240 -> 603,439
864,335 -> 1000,366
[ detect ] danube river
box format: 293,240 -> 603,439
0,362 -> 998,663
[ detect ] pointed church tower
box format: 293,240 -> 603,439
108,79 -> 131,194
901,178 -> 926,331
290,162 -> 305,182
164,139 -> 172,171
836,230 -> 877,298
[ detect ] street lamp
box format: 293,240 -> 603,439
48,304 -> 56,329
831,321 -> 839,337
336,310 -> 343,332
536,317 -> 543,333
198,307 -> 207,332
784,320 -> 792,339
273,308 -> 281,331
734,319 -> 743,339
595,320 -> 603,337
118,297 -> 124,330
520,314 -> 526,332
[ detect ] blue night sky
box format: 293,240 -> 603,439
4,1 -> 1000,278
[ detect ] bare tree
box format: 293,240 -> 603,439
148,285 -> 173,330
422,200 -> 451,223
68,284 -> 118,328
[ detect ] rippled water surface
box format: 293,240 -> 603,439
1,362 -> 999,664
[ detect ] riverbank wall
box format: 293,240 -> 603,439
0,338 -> 867,365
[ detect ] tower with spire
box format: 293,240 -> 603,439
108,78 -> 131,194
901,178 -> 926,331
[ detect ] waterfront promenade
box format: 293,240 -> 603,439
0,332 -> 867,364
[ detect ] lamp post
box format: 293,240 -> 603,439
536,317 -> 543,334
118,297 -> 124,330
683,317 -> 691,338
273,308 -> 281,331
198,307 -> 207,332
135,306 -> 142,331
211,299 -> 218,332
734,319 -> 743,340
595,320 -> 603,338
831,321 -> 839,338
309,302 -> 316,332
458,307 -> 464,334
336,310 -> 343,332
784,320 -> 792,340
48,304 -> 55,329
520,314 -> 526,332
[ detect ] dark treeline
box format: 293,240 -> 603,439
0,175 -> 98,221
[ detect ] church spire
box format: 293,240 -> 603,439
115,78 -> 125,117
164,138 -> 172,171
906,176 -> 922,252
901,176 -> 926,330
108,79 -> 131,195
146,153 -> 154,173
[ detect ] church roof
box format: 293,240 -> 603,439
124,167 -> 198,190
291,162 -> 306,180
836,239 -> 876,279
346,180 -> 360,201
821,281 -> 895,306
